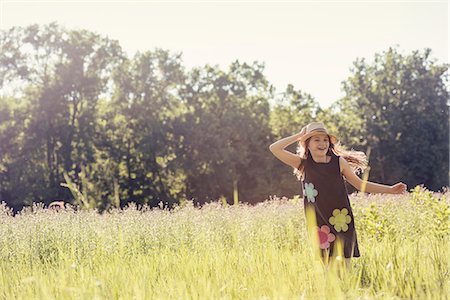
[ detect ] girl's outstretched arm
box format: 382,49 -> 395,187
269,129 -> 305,169
340,157 -> 407,194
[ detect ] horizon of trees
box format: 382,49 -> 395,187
0,23 -> 448,212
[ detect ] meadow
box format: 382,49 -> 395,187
0,186 -> 448,299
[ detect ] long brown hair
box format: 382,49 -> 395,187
293,135 -> 368,181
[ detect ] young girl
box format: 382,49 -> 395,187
269,122 -> 406,269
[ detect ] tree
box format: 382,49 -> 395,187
177,61 -> 273,204
0,23 -> 123,207
337,47 -> 449,190
104,49 -> 186,208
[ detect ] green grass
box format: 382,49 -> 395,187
0,186 -> 448,299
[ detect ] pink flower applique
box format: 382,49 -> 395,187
317,225 -> 336,249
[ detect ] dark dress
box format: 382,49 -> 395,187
301,151 -> 360,258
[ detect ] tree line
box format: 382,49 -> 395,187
0,23 -> 448,212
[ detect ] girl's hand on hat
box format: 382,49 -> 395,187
390,182 -> 407,194
297,126 -> 306,140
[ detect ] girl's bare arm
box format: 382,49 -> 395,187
340,157 -> 407,194
269,130 -> 305,169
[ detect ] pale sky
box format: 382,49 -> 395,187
1,0 -> 448,108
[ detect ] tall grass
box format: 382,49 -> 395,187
0,186 -> 448,299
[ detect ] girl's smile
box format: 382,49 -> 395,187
308,134 -> 330,154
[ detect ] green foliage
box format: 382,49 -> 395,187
0,25 -> 448,211
61,172 -> 92,210
269,84 -> 321,139
354,186 -> 450,243
336,47 -> 449,190
177,61 -> 273,205
0,193 -> 448,299
0,23 -> 124,208
409,186 -> 450,238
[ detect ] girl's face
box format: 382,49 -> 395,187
307,134 -> 330,155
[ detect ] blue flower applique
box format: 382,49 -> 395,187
304,182 -> 318,203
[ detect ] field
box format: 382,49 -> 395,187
0,186 -> 449,299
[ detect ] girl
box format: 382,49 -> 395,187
269,122 -> 406,269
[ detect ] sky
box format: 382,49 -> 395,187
1,0 -> 448,108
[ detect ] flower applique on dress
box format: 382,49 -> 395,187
329,208 -> 352,232
317,225 -> 336,249
304,183 -> 318,203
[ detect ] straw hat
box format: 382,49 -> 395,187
299,122 -> 338,144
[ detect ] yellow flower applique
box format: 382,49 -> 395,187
329,208 -> 351,232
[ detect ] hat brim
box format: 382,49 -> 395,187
299,131 -> 338,144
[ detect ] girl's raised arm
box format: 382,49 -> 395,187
269,128 -> 305,169
340,157 -> 407,194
